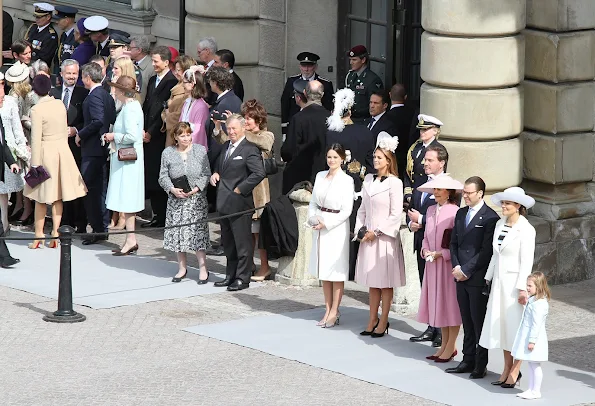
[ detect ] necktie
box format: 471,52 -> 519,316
155,76 -> 161,88
367,117 -> 375,130
224,143 -> 234,163
421,191 -> 428,204
63,88 -> 70,109
465,208 -> 473,227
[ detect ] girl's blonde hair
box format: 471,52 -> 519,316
113,57 -> 140,100
528,271 -> 551,301
9,79 -> 31,99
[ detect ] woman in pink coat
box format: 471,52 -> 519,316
179,67 -> 210,149
354,133 -> 406,338
416,174 -> 463,362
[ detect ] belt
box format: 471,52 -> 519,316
319,206 -> 340,214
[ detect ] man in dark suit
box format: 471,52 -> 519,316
142,46 -> 178,228
281,80 -> 331,194
76,62 -> 116,244
280,52 -> 333,136
407,143 -> 448,347
210,114 -> 265,291
50,59 -> 89,233
367,89 -> 397,141
214,49 -> 244,101
446,176 -> 499,379
2,11 -> 13,55
385,84 -> 416,176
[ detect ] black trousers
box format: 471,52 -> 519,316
416,249 -> 426,287
62,196 -> 87,231
456,282 -> 489,370
220,213 -> 253,283
0,219 -> 13,260
146,189 -> 167,224
81,156 -> 109,233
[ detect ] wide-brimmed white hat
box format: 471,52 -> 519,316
491,186 -> 535,209
417,173 -> 464,193
5,62 -> 30,83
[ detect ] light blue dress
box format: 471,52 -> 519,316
105,100 -> 145,213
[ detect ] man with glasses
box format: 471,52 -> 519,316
446,176 -> 499,379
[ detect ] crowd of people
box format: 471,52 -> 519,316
0,4 -> 552,400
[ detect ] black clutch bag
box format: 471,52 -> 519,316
482,283 -> 492,297
171,175 -> 191,193
356,226 -> 368,242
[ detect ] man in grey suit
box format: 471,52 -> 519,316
129,35 -> 155,104
210,114 -> 265,291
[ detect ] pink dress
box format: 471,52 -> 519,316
354,174 -> 406,288
417,203 -> 462,327
179,97 -> 210,149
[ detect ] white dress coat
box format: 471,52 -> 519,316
479,215 -> 536,351
308,170 -> 355,281
511,296 -> 549,362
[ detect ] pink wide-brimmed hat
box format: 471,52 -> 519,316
417,173 -> 464,193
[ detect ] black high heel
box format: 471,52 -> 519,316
8,208 -> 23,222
197,271 -> 210,285
172,269 -> 187,283
501,372 -> 522,388
360,319 -> 380,336
14,212 -> 33,226
371,322 -> 390,338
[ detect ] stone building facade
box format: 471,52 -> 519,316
3,0 -> 595,284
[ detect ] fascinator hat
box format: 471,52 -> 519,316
327,88 -> 355,132
375,131 -> 399,153
183,65 -> 204,84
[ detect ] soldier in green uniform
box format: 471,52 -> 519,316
24,3 -> 58,66
403,114 -> 446,207
344,45 -> 383,124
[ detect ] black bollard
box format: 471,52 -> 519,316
43,225 -> 86,323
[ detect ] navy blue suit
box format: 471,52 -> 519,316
407,188 -> 438,284
78,85 -> 116,233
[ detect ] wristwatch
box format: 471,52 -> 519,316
373,228 -> 382,237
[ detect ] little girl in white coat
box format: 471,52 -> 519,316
511,271 -> 551,400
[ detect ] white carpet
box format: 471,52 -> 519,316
0,232 -> 260,309
184,306 -> 595,406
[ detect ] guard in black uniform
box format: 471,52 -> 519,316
280,52 -> 333,136
53,6 -> 79,74
344,45 -> 383,124
403,114 -> 446,207
24,3 -> 58,66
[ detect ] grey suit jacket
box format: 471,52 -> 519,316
137,55 -> 156,104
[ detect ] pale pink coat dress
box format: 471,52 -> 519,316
354,174 -> 406,288
179,97 -> 210,149
417,203 -> 462,327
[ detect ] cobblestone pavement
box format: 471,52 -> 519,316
0,221 -> 594,405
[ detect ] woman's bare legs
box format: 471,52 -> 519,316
366,288 -> 381,331
375,288 -> 393,333
319,280 -> 333,324
195,250 -> 208,280
121,213 -> 137,251
0,194 -> 9,232
175,252 -> 187,278
326,282 -> 345,324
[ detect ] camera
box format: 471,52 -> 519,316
212,110 -> 226,121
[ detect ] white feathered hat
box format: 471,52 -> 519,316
327,88 -> 355,132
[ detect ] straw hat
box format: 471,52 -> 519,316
108,75 -> 139,94
491,187 -> 535,209
417,173 -> 464,193
5,62 -> 30,83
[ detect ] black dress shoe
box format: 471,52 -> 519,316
82,235 -> 108,245
141,219 -> 164,228
214,278 -> 232,287
469,368 -> 487,379
172,269 -> 187,283
205,246 -> 225,256
1,257 -> 20,268
445,361 -> 475,374
227,279 -> 249,291
409,326 -> 435,342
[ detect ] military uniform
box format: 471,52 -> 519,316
280,52 -> 334,135
25,24 -> 58,66
345,67 -> 383,124
53,6 -> 79,72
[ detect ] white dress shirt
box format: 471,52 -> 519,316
466,199 -> 485,225
369,111 -> 385,130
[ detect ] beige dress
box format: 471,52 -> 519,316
163,82 -> 186,147
24,97 -> 87,204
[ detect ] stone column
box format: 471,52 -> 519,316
420,0 -> 526,199
522,0 -> 595,283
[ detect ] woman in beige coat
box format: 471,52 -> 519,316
24,75 -> 87,249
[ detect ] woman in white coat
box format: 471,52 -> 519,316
308,143 -> 355,328
479,186 -> 536,388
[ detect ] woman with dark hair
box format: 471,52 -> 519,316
71,18 -> 95,83
326,88 -> 376,280
480,187 -> 536,388
10,40 -> 32,66
24,75 -> 86,249
308,143 -> 354,328
354,134 -> 406,338
416,174 -> 463,362
159,122 -> 211,283
164,56 -> 197,147
179,67 -> 210,148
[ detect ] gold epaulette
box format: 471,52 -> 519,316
406,139 -> 421,180
404,187 -> 413,195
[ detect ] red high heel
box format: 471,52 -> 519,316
434,349 -> 458,363
28,240 -> 44,249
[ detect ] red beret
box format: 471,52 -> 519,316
168,46 -> 179,62
349,45 -> 368,57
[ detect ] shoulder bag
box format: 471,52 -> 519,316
118,147 -> 137,161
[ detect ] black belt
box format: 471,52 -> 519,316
319,206 -> 340,214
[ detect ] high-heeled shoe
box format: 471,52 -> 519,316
47,237 -> 60,249
172,269 -> 187,283
112,244 -> 139,256
197,271 -> 210,285
491,380 -> 505,385
28,240 -> 44,249
371,322 -> 390,338
360,319 -> 380,336
15,212 -> 34,226
501,372 -> 522,388
250,270 -> 272,282
426,354 -> 439,360
8,208 -> 23,222
108,221 -> 126,230
434,349 -> 458,363
323,313 -> 340,328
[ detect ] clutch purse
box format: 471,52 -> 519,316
441,228 -> 453,249
171,175 -> 192,193
307,215 -> 323,227
118,147 -> 137,161
263,151 -> 278,176
24,166 -> 51,188
356,226 -> 368,242
482,283 -> 492,297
